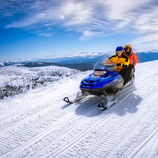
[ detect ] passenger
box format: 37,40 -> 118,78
123,43 -> 138,67
108,46 -> 130,83
123,44 -> 138,80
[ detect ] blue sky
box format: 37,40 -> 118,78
0,0 -> 158,61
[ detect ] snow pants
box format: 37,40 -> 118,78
119,67 -> 130,82
128,64 -> 135,76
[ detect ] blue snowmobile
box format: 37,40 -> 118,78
63,54 -> 135,109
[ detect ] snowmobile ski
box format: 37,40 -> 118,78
63,97 -> 73,104
63,92 -> 88,104
98,102 -> 108,110
98,99 -> 118,110
63,97 -> 83,104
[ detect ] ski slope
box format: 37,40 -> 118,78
0,60 -> 158,158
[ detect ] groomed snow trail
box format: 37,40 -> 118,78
0,61 -> 158,158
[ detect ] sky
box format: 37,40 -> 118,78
0,0 -> 158,61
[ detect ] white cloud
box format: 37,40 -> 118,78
38,13 -> 46,18
101,0 -> 158,45
134,9 -> 158,32
38,33 -> 53,37
60,1 -> 93,26
1,0 -> 158,44
60,15 -> 65,20
103,0 -> 149,19
79,30 -> 105,41
132,33 -> 158,50
132,33 -> 158,44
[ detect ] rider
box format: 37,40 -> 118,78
123,44 -> 138,80
108,46 -> 130,83
123,43 -> 138,66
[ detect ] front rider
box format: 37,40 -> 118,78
109,46 -> 130,83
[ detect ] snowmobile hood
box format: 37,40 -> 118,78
80,71 -> 117,89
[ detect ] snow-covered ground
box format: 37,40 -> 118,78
0,65 -> 79,99
0,60 -> 158,158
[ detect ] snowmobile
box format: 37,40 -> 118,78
63,54 -> 135,109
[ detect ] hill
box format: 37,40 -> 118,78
2,51 -> 158,71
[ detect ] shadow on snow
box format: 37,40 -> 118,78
74,85 -> 142,117
62,85 -> 142,117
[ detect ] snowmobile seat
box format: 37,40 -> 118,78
124,64 -> 135,85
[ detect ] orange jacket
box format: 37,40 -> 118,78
123,51 -> 138,66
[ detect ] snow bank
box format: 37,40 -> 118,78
0,62 -> 4,67
0,65 -> 80,99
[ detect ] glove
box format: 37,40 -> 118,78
117,63 -> 121,66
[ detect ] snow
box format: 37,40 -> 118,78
0,62 -> 4,67
0,60 -> 158,158
0,65 -> 80,97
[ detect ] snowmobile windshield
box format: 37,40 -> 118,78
93,54 -> 117,72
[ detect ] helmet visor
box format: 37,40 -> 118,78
116,51 -> 123,54
124,47 -> 131,51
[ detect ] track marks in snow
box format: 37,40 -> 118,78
129,126 -> 158,158
9,87 -> 137,158
58,86 -> 158,157
15,110 -> 113,158
1,62 -> 158,157
0,96 -> 101,157
109,94 -> 158,157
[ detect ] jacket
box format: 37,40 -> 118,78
109,54 -> 129,72
123,51 -> 138,66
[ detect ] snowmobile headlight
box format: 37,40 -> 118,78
94,70 -> 106,76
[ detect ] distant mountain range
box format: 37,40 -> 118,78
0,62 -> 4,67
1,51 -> 158,70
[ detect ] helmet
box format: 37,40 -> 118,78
124,43 -> 132,50
116,46 -> 124,54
